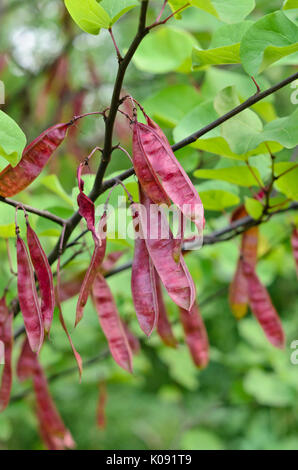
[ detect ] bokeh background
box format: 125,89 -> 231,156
0,0 -> 297,450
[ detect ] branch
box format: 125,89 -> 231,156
0,196 -> 65,225
102,71 -> 298,188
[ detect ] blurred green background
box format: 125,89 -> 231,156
0,0 -> 297,450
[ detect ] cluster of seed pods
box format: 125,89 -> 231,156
1,101 -> 297,447
229,205 -> 285,349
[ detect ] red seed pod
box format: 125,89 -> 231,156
291,228 -> 298,278
75,212 -> 107,327
133,116 -> 204,234
131,236 -> 159,336
101,251 -> 125,275
26,220 -> 55,334
97,382 -> 107,430
229,206 -> 259,319
17,234 -> 44,354
0,298 -> 13,412
155,271 -> 178,348
92,273 -> 133,373
57,270 -> 86,303
121,321 -> 141,355
133,122 -> 171,205
134,187 -> 196,311
179,303 -> 209,369
0,123 -> 71,197
243,262 -> 285,349
17,338 -> 75,450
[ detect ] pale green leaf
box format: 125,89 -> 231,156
261,108 -> 298,149
274,162 -> 298,201
99,0 -> 139,25
192,21 -> 252,69
240,11 -> 298,75
245,197 -> 263,219
191,0 -> 255,23
214,86 -> 264,155
133,26 -> 198,74
41,175 -> 73,207
0,111 -> 26,167
143,84 -> 202,127
200,189 -> 240,210
64,0 -> 111,35
283,0 -> 298,10
194,166 -> 263,187
244,369 -> 294,406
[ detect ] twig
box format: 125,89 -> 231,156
0,196 -> 65,225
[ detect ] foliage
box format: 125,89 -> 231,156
0,0 -> 297,451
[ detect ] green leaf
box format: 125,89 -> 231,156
244,197 -> 263,219
64,0 -> 110,35
133,26 -> 198,74
240,11 -> 298,75
191,0 -> 255,23
199,185 -> 240,210
173,100 -> 277,160
41,175 -> 73,208
181,429 -> 225,450
0,111 -> 26,167
214,86 -> 264,155
192,22 -> 252,69
283,0 -> 298,10
243,369 -> 294,407
261,108 -> 298,149
194,166 -> 263,187
99,0 -> 139,25
274,162 -> 298,201
143,84 -> 203,128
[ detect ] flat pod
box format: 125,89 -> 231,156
133,122 -> 171,205
75,212 -> 107,326
136,188 -> 196,311
243,262 -> 285,349
155,271 -> 177,348
229,258 -> 248,319
17,235 -> 44,353
131,236 -> 159,336
26,222 -> 55,334
135,118 -> 204,234
92,273 -> 133,373
0,300 -> 13,412
179,303 -> 209,369
0,123 -> 71,197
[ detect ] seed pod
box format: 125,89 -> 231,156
121,321 -> 140,355
75,212 -> 107,326
131,236 -> 158,336
291,228 -> 298,278
17,338 -> 75,450
0,298 -> 13,412
97,382 -> 107,430
134,187 -> 196,311
133,122 -> 171,205
26,220 -> 55,334
92,273 -> 133,373
155,272 -> 178,348
179,303 -> 209,369
229,206 -> 258,319
133,116 -> 204,234
243,262 -> 285,349
17,234 -> 44,354
0,123 -> 71,197
101,251 -> 125,275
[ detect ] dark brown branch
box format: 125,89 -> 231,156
0,196 -> 65,225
